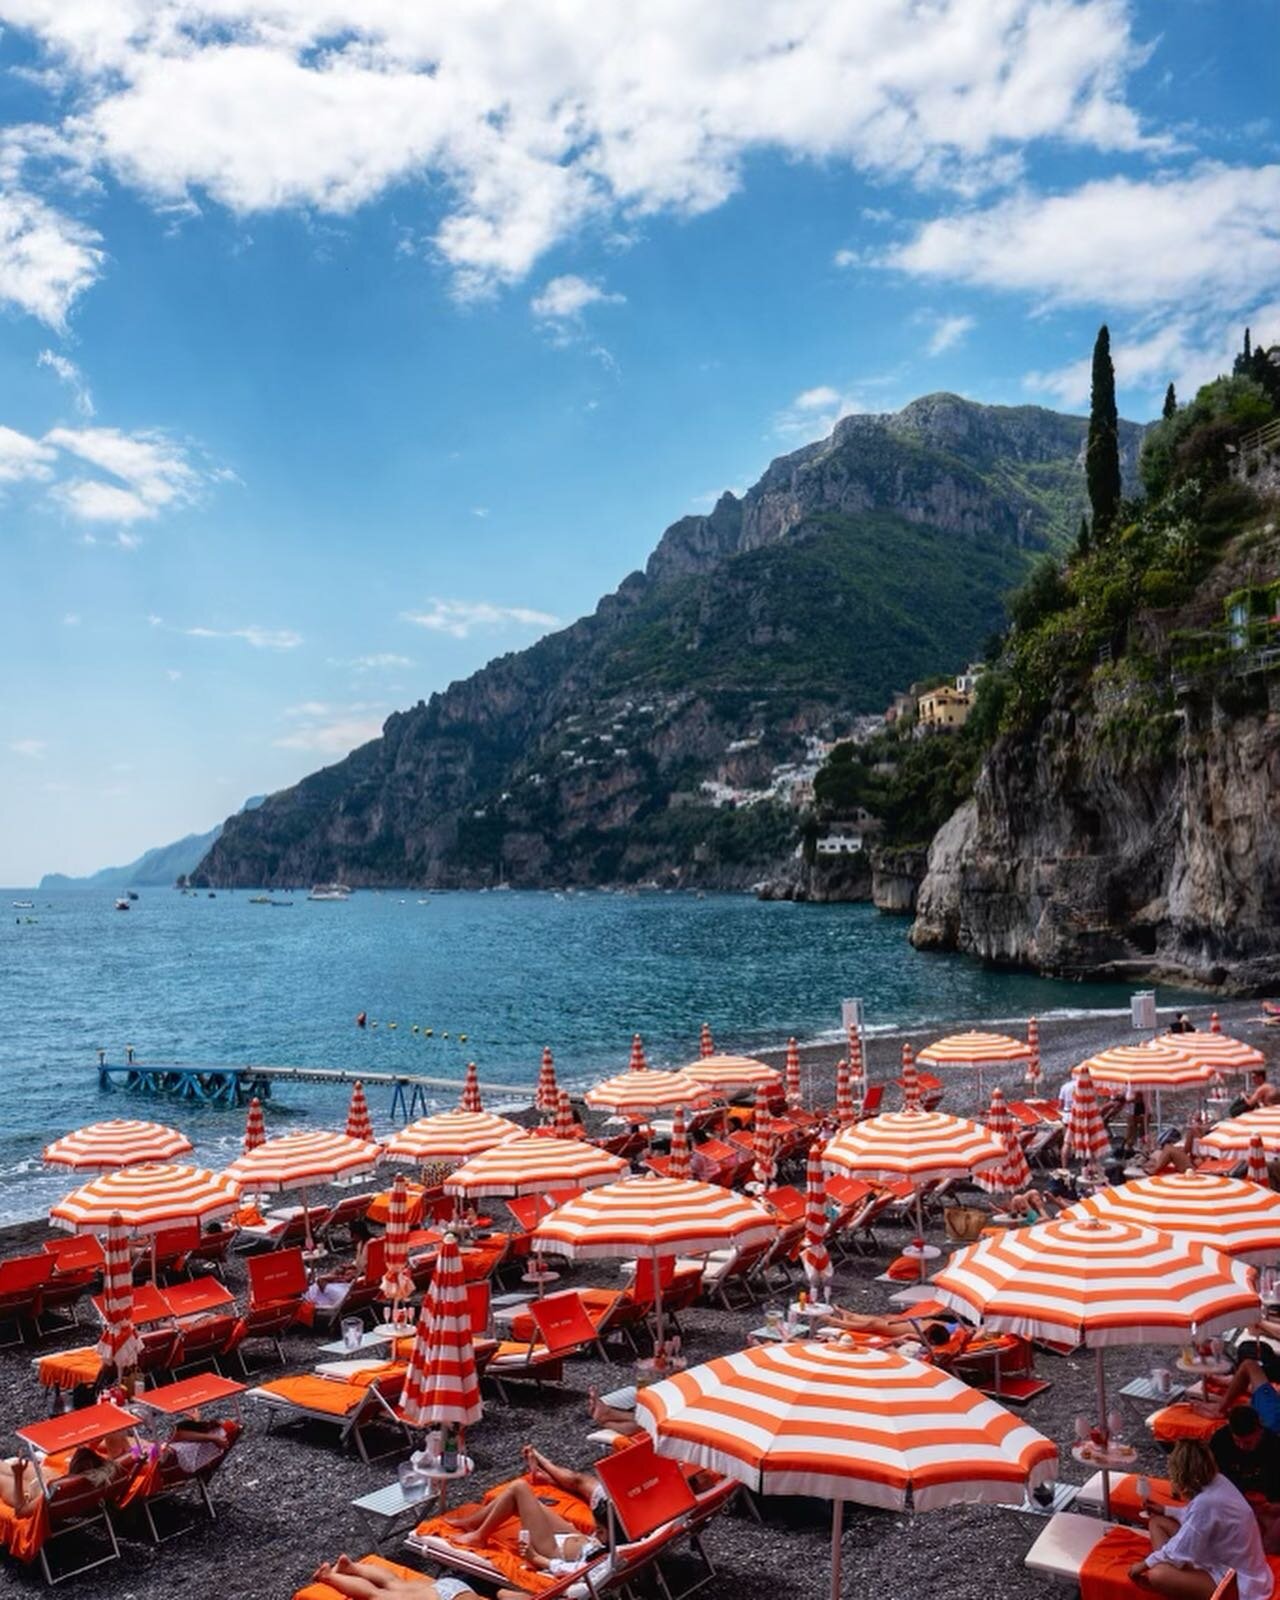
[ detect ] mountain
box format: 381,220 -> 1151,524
198,394 -> 1144,890
41,797 -> 265,891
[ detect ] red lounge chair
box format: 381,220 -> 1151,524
168,1311 -> 242,1378
487,1289 -> 597,1401
594,1439 -> 729,1596
35,1465 -> 132,1584
39,1237 -> 103,1331
135,1224 -> 203,1282
134,1419 -> 242,1543
0,1255 -> 56,1347
237,1248 -> 307,1371
317,1191 -> 373,1248
249,1368 -> 410,1462
858,1083 -> 885,1118
236,1206 -> 332,1253
186,1227 -> 237,1281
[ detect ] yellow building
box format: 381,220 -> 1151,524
917,684 -> 972,730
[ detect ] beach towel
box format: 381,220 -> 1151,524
36,1347 -> 102,1391
1081,1528 -> 1280,1600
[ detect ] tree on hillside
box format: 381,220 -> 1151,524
1076,514 -> 1090,556
1086,325 -> 1122,540
1163,383 -> 1177,420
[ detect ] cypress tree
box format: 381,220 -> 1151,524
1077,515 -> 1090,555
1086,324 -> 1121,541
1162,383 -> 1177,420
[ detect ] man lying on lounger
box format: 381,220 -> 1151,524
824,1307 -> 971,1352
312,1556 -> 482,1600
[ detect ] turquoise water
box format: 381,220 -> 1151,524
0,886 -> 1179,1223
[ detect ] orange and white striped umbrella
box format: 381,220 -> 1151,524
551,1089 -> 579,1140
1210,1012 -> 1221,1032
536,1047 -> 558,1117
43,1118 -> 192,1172
52,1162 -> 240,1235
345,1081 -> 374,1143
684,1054 -> 780,1096
399,1231 -> 482,1429
243,1097 -> 266,1153
933,1215 -> 1259,1346
379,1174 -> 415,1305
1062,1171 -> 1280,1265
899,1043 -> 921,1112
444,1134 -> 626,1199
584,1069 -> 711,1118
1166,1033 -> 1266,1074
699,1023 -> 715,1059
919,1031 -> 1034,1069
383,1110 -> 522,1164
1064,1066 -> 1111,1167
753,1087 -> 776,1189
1073,1041 -> 1211,1091
1249,1136 -> 1271,1186
628,1034 -> 648,1072
636,1341 -> 1056,1516
459,1062 -> 483,1114
834,1059 -> 855,1125
800,1144 -> 831,1290
785,1037 -> 801,1108
823,1109 -> 1005,1188
96,1215 -> 140,1373
978,1087 -> 1030,1195
1025,1017 -> 1041,1087
668,1105 -> 691,1181
533,1176 -> 775,1261
1201,1108 -> 1280,1159
847,1029 -> 865,1116
223,1129 -> 381,1194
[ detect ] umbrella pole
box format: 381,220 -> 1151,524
915,1190 -> 927,1283
830,1498 -> 844,1600
652,1247 -> 666,1362
1095,1346 -> 1112,1520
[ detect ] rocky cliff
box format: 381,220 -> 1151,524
911,521 -> 1280,991
199,394 -> 1141,890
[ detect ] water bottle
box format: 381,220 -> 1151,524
441,1424 -> 458,1473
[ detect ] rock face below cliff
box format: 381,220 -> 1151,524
911,536 -> 1280,991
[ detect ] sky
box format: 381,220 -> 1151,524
1,1 -> 1278,883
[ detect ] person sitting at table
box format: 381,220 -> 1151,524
1131,1438 -> 1271,1598
300,1219 -> 373,1320
1242,1071 -> 1280,1112
312,1556 -> 482,1600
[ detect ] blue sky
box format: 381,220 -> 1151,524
1,0 -> 1277,882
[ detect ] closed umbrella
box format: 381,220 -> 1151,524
684,1055 -> 780,1097
384,1111 -> 521,1165
918,1031 -> 1035,1102
243,1097 -> 266,1153
637,1341 -> 1056,1600
1063,1066 -> 1111,1172
699,1023 -> 715,1059
400,1231 -> 483,1432
785,1037 -> 802,1109
752,1088 -> 776,1189
846,1030 -> 865,1119
978,1087 -> 1031,1195
668,1105 -> 691,1181
1025,1017 -> 1042,1087
1062,1170 -> 1280,1264
834,1060 -> 854,1126
379,1173 -> 415,1317
44,1119 -> 192,1172
629,1034 -> 648,1073
899,1044 -> 920,1112
96,1214 -> 141,1376
536,1048 -> 558,1119
1249,1135 -> 1271,1187
459,1062 -> 483,1114
800,1144 -> 832,1298
345,1081 -> 374,1143
553,1090 -> 578,1141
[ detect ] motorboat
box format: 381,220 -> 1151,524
307,883 -> 352,901
114,897 -> 130,911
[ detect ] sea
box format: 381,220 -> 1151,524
0,885 -> 1190,1224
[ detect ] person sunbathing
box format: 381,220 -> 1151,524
1002,1188 -> 1062,1221
1201,1349 -> 1280,1433
587,1385 -> 641,1437
1142,1121 -> 1206,1176
1131,1438 -> 1271,1598
0,1442 -> 125,1515
825,1309 -> 967,1348
448,1457 -> 604,1577
312,1555 -> 480,1600
1243,1072 -> 1280,1112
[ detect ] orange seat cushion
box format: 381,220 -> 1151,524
36,1348 -> 102,1391
1080,1526 -> 1280,1600
1150,1402 -> 1230,1444
260,1376 -> 368,1416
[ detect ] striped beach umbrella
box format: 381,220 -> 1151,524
553,1089 -> 578,1141
224,1129 -> 381,1193
399,1232 -> 483,1430
243,1097 -> 266,1153
1062,1171 -> 1280,1265
443,1134 -> 626,1199
978,1087 -> 1030,1195
536,1047 -> 558,1118
899,1044 -> 921,1112
1073,1042 -> 1210,1092
379,1174 -> 415,1309
1249,1135 -> 1271,1187
384,1110 -> 521,1164
1169,1033 -> 1266,1074
700,1023 -> 715,1059
668,1105 -> 691,1181
684,1055 -> 780,1096
1211,1012 -> 1221,1033
637,1342 -> 1056,1600
52,1162 -> 240,1235
834,1059 -> 855,1126
459,1062 -> 483,1114
584,1069 -> 712,1119
918,1030 -> 1035,1102
752,1087 -> 776,1189
847,1030 -> 865,1118
345,1080 -> 374,1144
532,1175 -> 775,1350
800,1144 -> 831,1293
44,1118 -> 193,1172
629,1034 -> 649,1072
1025,1017 -> 1041,1087
96,1214 -> 140,1375
785,1037 -> 802,1109
1063,1066 -> 1111,1169
1201,1108 -> 1280,1159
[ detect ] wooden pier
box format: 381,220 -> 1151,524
95,1051 -> 538,1122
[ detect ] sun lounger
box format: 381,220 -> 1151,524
1024,1511 -> 1121,1582
0,1254 -> 59,1347
34,1325 -> 181,1397
167,1310 -> 242,1378
677,1238 -> 772,1310
1026,1512 -> 1257,1600
248,1367 -> 410,1462
293,1554 -> 422,1600
237,1207 -> 332,1253
37,1238 -> 102,1332
487,1290 -> 598,1401
317,1192 -> 374,1249
235,1248 -> 307,1371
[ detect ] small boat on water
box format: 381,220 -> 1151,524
127,890 -> 139,901
308,883 -> 352,902
248,894 -> 271,904
114,897 -> 130,911
11,900 -> 33,909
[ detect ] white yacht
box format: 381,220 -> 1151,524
307,883 -> 352,901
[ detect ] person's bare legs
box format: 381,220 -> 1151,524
1134,1566 -> 1216,1598
1206,1357 -> 1263,1416
310,1557 -> 386,1599
0,1458 -> 38,1515
522,1446 -> 601,1507
587,1388 -> 640,1435
455,1480 -> 577,1554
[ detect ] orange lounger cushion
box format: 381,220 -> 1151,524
0,1497 -> 51,1563
1106,1476 -> 1177,1523
294,1555 -> 419,1600
260,1376 -> 370,1417
509,1291 -> 620,1343
1150,1402 -> 1230,1443
36,1348 -> 103,1391
1081,1527 -> 1280,1600
491,1340 -> 553,1363
415,1480 -> 596,1596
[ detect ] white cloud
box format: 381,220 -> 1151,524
925,313 -> 975,356
62,611 -> 80,625
37,348 -> 94,415
9,738 -> 47,758
792,386 -> 842,411
165,668 -> 181,681
347,652 -> 413,671
0,187 -> 102,328
470,506 -> 489,518
773,384 -> 869,439
150,614 -> 303,650
400,598 -> 560,639
531,275 -> 624,321
274,706 -> 386,754
0,424 -> 56,483
887,164 -> 1280,313
44,424 -> 204,529
2,0 -> 1152,297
